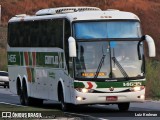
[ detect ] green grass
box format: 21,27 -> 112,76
0,103 -> 58,111
146,60 -> 160,99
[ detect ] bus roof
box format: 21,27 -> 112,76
9,7 -> 140,23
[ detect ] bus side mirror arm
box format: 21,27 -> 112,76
68,37 -> 77,57
137,39 -> 144,60
138,35 -> 156,60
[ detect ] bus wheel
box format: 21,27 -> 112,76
118,102 -> 130,111
23,82 -> 32,106
19,88 -> 25,105
60,90 -> 68,111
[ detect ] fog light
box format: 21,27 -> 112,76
76,96 -> 86,101
76,96 -> 82,101
140,95 -> 145,99
130,86 -> 145,92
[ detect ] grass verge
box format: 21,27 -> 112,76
146,60 -> 160,100
0,103 -> 69,119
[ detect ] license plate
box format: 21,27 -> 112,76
106,96 -> 118,101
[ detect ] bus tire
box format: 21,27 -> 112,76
118,102 -> 130,111
23,82 -> 33,106
60,90 -> 68,111
19,88 -> 25,105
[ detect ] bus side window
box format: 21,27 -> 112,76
53,19 -> 63,48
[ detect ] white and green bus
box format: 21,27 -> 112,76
7,7 -> 156,111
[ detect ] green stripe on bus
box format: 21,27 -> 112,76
74,82 -> 85,88
20,52 -> 23,66
36,52 -> 62,68
74,81 -> 145,88
8,51 -> 64,68
29,52 -> 33,66
96,81 -> 145,88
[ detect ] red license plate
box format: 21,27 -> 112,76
106,96 -> 118,101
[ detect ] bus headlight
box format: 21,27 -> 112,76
130,86 -> 145,92
75,88 -> 94,93
82,88 -> 88,93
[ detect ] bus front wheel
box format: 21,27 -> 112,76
60,90 -> 68,111
118,102 -> 130,111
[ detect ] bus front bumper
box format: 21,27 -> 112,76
73,89 -> 145,105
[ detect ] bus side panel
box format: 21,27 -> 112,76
34,68 -> 51,100
46,69 -> 72,102
55,70 -> 73,103
8,66 -> 19,94
8,66 -> 29,95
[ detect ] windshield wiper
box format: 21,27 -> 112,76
94,55 -> 106,79
112,57 -> 129,79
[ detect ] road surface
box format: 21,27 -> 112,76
0,87 -> 160,120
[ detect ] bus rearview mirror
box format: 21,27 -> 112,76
68,37 -> 77,57
145,35 -> 156,57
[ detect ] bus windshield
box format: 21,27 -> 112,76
74,21 -> 141,39
75,41 -> 111,79
74,41 -> 144,80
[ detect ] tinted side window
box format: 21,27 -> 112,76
8,19 -> 63,48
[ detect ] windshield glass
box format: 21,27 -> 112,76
74,41 -> 144,79
75,41 -> 111,78
74,21 -> 141,39
111,41 -> 143,78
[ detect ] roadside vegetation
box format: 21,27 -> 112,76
0,48 -> 7,71
0,27 -> 7,71
146,60 -> 160,100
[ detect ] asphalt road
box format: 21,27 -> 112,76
0,86 -> 160,120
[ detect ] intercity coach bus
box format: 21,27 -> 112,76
7,7 -> 156,111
